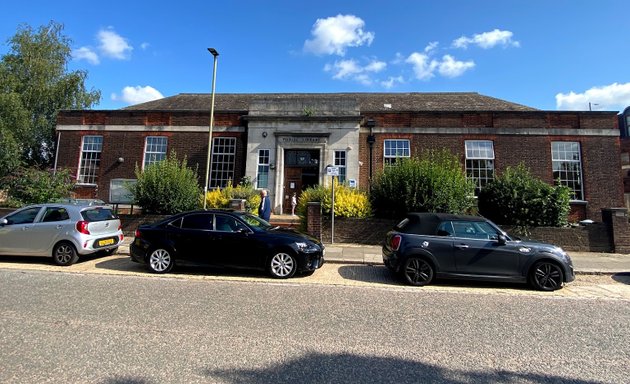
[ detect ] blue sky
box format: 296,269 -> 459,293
1,0 -> 629,112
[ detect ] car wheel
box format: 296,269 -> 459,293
268,252 -> 297,279
147,248 -> 174,273
401,257 -> 434,286
530,261 -> 564,291
53,242 -> 79,266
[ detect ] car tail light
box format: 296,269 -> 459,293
134,229 -> 141,238
76,221 -> 90,235
390,234 -> 402,251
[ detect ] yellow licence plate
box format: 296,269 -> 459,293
98,239 -> 115,247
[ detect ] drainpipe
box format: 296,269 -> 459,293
366,118 -> 376,188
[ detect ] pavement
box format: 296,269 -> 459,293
117,238 -> 630,276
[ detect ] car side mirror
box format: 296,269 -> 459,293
0,218 -> 7,226
497,234 -> 507,245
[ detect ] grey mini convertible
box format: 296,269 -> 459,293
382,212 -> 575,291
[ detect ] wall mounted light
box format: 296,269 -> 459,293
269,163 -> 276,170
262,131 -> 268,138
117,157 -> 125,163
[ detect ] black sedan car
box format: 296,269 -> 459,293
130,209 -> 324,278
382,212 -> 575,291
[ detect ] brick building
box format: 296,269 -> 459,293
55,92 -> 623,220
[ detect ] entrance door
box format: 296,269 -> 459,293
283,167 -> 302,214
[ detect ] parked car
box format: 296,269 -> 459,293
382,212 -> 575,291
130,209 -> 325,278
0,203 -> 123,266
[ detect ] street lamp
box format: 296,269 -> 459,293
203,47 -> 219,209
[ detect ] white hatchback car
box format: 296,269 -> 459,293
0,203 -> 123,266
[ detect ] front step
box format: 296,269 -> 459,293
269,214 -> 301,229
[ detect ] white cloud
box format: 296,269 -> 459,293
111,86 -> 164,105
424,41 -> 439,53
98,28 -> 133,59
555,82 -> 630,111
406,52 -> 439,80
72,47 -> 99,65
438,55 -> 475,78
453,29 -> 520,49
324,58 -> 386,85
381,76 -> 405,89
304,14 -> 375,56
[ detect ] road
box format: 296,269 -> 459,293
0,266 -> 628,384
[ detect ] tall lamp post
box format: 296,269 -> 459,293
203,47 -> 219,209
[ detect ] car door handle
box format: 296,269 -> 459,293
56,225 -> 63,229
455,244 -> 469,249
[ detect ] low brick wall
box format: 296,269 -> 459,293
119,214 -> 168,236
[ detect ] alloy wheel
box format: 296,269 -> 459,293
532,262 -> 563,291
53,243 -> 78,266
403,258 -> 434,286
270,252 -> 296,278
149,249 -> 172,273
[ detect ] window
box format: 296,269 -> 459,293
143,136 -> 168,168
6,207 -> 41,225
78,136 -> 103,184
465,140 -> 495,194
552,141 -> 583,200
257,149 -> 270,189
210,137 -> 236,189
181,213 -> 214,230
384,139 -> 410,166
334,150 -> 347,183
42,208 -> 69,223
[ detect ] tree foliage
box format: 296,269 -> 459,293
0,21 -> 100,171
370,149 -> 475,218
132,152 -> 202,214
296,181 -> 372,219
2,167 -> 74,207
477,163 -> 571,227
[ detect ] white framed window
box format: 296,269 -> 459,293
257,149 -> 270,189
384,139 -> 410,166
465,140 -> 495,194
143,136 -> 168,169
210,137 -> 236,189
334,150 -> 347,183
78,135 -> 103,184
552,141 -> 584,200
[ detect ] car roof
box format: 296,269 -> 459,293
400,212 -> 488,235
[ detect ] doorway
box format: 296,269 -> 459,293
283,149 -> 320,214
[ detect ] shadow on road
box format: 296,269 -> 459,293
612,272 -> 630,285
199,351 -> 603,384
338,265 -> 533,291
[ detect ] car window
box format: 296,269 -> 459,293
436,221 -> 454,236
452,220 -> 497,240
5,207 -> 41,225
215,215 -> 240,232
181,213 -> 214,230
42,207 -> 70,222
236,212 -> 272,230
81,208 -> 116,222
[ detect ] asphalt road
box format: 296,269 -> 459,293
0,269 -> 628,384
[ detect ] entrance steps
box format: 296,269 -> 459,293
269,214 -> 301,229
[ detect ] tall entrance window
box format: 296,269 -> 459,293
78,135 -> 103,184
552,141 -> 583,200
210,137 -> 236,188
143,136 -> 168,169
465,140 -> 495,194
257,149 -> 270,189
334,150 -> 347,183
384,139 -> 410,166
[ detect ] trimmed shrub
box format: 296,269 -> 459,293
2,167 -> 74,207
296,181 -> 371,219
370,149 -> 475,218
478,163 -> 571,227
132,152 -> 201,214
203,179 -> 261,213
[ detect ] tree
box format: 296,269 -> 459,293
370,149 -> 475,218
0,21 -> 100,169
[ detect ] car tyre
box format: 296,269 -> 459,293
53,242 -> 79,266
530,261 -> 564,291
147,247 -> 174,274
401,257 -> 434,286
268,251 -> 297,279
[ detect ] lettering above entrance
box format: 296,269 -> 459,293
279,136 -> 327,144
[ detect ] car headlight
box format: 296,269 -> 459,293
295,242 -> 320,253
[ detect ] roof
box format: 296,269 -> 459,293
122,92 -> 538,113
398,212 -> 487,235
